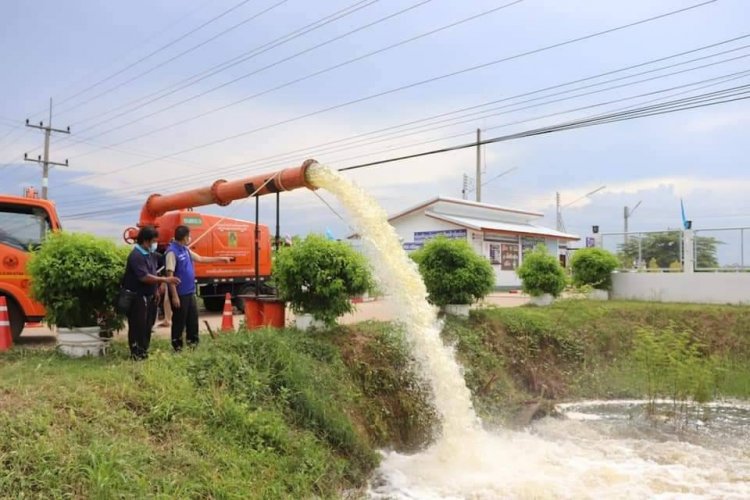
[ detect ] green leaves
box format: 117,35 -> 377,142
26,232 -> 129,330
411,237 -> 494,306
272,235 -> 374,325
633,324 -> 720,406
515,244 -> 566,297
570,248 -> 620,290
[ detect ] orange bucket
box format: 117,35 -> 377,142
259,297 -> 286,328
242,297 -> 263,329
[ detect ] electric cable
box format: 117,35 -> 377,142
62,82 -> 750,219
53,0 -> 718,190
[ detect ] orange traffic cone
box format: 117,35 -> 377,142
0,296 -> 13,351
220,293 -> 234,332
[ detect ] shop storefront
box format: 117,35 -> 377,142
360,196 -> 579,289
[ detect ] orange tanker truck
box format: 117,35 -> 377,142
1,161 -> 317,338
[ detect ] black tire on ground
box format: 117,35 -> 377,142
3,296 -> 24,341
202,296 -> 225,312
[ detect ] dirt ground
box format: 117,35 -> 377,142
15,292 -> 528,348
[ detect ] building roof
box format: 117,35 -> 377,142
426,212 -> 580,241
387,196 -> 543,222
348,195 -> 578,241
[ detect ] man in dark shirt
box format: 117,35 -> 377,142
123,226 -> 180,360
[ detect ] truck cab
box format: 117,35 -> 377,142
0,191 -> 61,339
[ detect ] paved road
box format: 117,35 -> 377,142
16,292 -> 528,348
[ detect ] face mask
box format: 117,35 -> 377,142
150,242 -> 158,253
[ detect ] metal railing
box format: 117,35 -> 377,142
597,227 -> 750,272
599,230 -> 684,272
693,227 -> 750,272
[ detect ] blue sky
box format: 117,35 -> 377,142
1,0 -> 749,264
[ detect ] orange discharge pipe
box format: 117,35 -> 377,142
137,159 -> 318,227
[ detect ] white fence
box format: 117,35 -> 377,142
597,227 -> 750,304
611,272 -> 750,305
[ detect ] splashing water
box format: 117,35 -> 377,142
306,163 -> 750,499
307,163 -> 479,445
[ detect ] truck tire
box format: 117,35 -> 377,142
233,285 -> 257,313
2,296 -> 24,341
202,296 -> 224,312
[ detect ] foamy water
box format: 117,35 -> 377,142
307,163 -> 479,444
306,163 -> 750,499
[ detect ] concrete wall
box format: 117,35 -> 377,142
611,272 -> 750,304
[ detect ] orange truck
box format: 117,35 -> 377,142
1,161 -> 317,339
126,210 -> 274,312
0,190 -> 62,339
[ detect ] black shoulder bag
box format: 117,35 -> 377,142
115,261 -> 137,315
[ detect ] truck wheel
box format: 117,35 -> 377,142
233,285 -> 256,313
2,297 -> 24,341
202,297 -> 224,312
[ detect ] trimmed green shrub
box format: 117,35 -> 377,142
570,248 -> 619,290
411,237 -> 494,306
516,244 -> 566,297
27,232 -> 129,331
273,234 -> 374,325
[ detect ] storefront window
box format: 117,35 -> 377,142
522,237 -> 545,255
489,244 -> 501,265
500,243 -> 519,270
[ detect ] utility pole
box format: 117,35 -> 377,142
24,98 -> 70,199
475,128 -> 481,202
556,185 -> 606,233
623,200 -> 642,244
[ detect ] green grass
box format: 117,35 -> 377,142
447,300 -> 750,419
0,325 -> 433,499
2,300 -> 749,497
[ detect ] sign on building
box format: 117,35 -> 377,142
413,229 -> 467,242
402,242 -> 424,251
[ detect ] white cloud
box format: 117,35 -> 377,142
681,110 -> 750,134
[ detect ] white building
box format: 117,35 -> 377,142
354,196 -> 579,289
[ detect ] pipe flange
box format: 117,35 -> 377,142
123,227 -> 137,245
211,179 -> 231,206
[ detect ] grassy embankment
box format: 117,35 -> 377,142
1,300 -> 749,497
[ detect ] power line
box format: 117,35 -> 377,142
60,0 -> 377,133
54,0 -> 717,190
22,0 -> 379,161
62,82 -> 750,220
52,0 -> 258,111
19,0 -> 218,125
54,0 -> 290,118
195,45 -> 750,176
337,84 -> 750,172
325,72 -> 750,170
62,0 -> 450,149
61,48 -> 750,207
57,54 -> 750,209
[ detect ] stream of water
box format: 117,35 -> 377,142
306,163 -> 750,499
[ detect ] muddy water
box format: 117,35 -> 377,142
305,163 -> 750,499
306,163 -> 479,445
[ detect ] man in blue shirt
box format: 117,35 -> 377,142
166,225 -> 231,351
